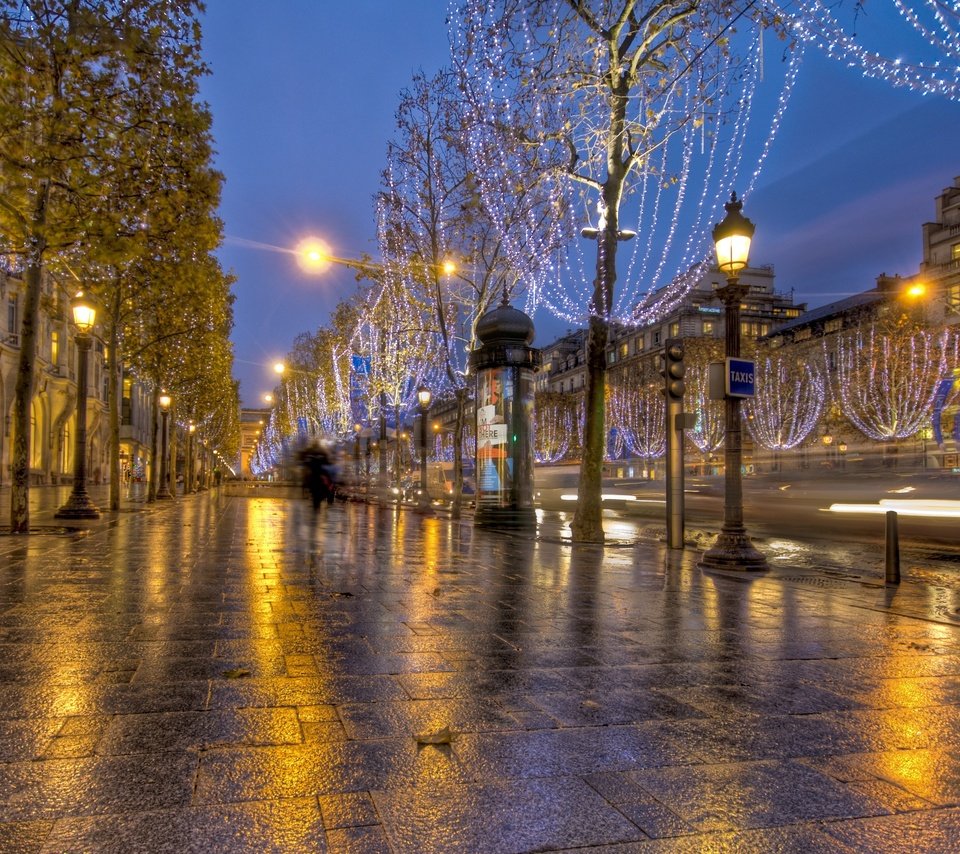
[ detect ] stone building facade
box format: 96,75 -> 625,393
1,263 -> 155,487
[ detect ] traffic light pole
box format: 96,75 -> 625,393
662,339 -> 685,550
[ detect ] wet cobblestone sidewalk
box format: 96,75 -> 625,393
2,492 -> 960,852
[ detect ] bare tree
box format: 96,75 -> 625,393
453,0 -> 789,541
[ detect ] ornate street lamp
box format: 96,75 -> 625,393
156,393 -> 173,500
417,385 -> 432,509
56,292 -> 101,519
699,192 -> 768,572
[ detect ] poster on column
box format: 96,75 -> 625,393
477,368 -> 511,498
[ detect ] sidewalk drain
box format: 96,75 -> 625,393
780,576 -> 849,587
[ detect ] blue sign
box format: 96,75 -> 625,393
726,357 -> 755,398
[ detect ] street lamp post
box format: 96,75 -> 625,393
417,385 -> 432,509
187,423 -> 196,492
56,293 -> 101,520
354,423 -> 362,493
156,393 -> 173,500
699,193 -> 768,573
365,440 -> 372,496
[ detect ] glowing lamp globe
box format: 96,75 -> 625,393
712,191 -> 754,276
71,292 -> 97,334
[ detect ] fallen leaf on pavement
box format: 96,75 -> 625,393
222,668 -> 251,679
415,726 -> 457,745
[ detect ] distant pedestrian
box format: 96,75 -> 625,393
303,443 -> 335,510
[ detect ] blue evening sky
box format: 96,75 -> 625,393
200,1 -> 960,407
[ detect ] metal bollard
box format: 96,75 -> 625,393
885,510 -> 901,585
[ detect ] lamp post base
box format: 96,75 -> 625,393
55,491 -> 101,519
699,527 -> 768,573
474,505 -> 536,529
155,489 -> 173,501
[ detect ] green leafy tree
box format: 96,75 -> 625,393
0,0 -> 205,530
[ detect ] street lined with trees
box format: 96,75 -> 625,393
0,1 -> 239,531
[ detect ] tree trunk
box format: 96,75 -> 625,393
570,88 -> 629,544
107,293 -> 122,511
9,182 -> 50,533
572,310 -> 610,542
451,385 -> 467,520
168,407 -> 178,497
378,391 -> 387,488
572,213 -> 621,543
147,390 -> 159,502
394,404 -> 402,490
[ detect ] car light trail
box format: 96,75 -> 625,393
826,499 -> 960,519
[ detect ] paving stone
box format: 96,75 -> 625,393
97,708 -> 302,754
40,797 -> 326,853
3,494 -> 960,852
0,820 -> 54,853
0,752 -> 197,821
629,759 -> 888,832
193,739 -> 471,803
819,806 -> 960,853
324,824 -> 391,854
318,791 -> 380,828
372,777 -> 644,853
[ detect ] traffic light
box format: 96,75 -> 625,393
661,338 -> 685,400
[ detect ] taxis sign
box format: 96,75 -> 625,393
726,357 -> 755,398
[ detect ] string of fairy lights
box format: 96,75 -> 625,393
744,354 -> 827,450
251,0 -> 959,475
833,324 -> 952,440
452,0 -> 958,330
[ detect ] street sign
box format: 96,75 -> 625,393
726,357 -> 755,398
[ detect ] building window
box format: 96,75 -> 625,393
947,283 -> 960,312
51,330 -> 59,367
669,321 -> 680,337
702,320 -> 714,336
607,349 -> 616,364
740,320 -> 769,338
635,336 -> 644,352
795,328 -> 812,342
7,294 -> 16,335
824,318 -> 841,334
952,243 -> 960,261
653,330 -> 661,346
618,342 -> 628,359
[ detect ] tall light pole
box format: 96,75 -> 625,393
56,292 -> 100,519
417,385 -> 432,509
156,393 -> 173,500
699,192 -> 768,573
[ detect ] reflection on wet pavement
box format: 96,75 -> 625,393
1,492 -> 959,851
